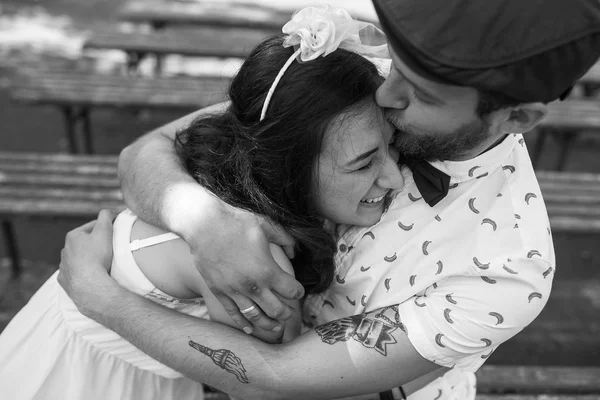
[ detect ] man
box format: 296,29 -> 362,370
58,0 -> 600,399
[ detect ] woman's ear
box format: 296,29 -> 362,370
498,103 -> 548,134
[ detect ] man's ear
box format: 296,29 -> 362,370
497,103 -> 548,134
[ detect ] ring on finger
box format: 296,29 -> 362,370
240,304 -> 258,315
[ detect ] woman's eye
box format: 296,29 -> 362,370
356,159 -> 374,172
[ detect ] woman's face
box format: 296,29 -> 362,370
313,103 -> 405,227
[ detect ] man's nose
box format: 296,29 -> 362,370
376,76 -> 409,110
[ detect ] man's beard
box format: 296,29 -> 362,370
392,118 -> 491,162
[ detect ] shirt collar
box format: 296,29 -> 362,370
429,134 -> 520,183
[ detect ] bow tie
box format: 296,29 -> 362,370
400,156 -> 451,207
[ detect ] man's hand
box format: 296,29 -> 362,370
57,210 -> 117,318
182,196 -> 305,335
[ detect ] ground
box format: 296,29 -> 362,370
0,0 -> 599,367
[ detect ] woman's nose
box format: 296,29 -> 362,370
376,73 -> 409,111
377,151 -> 404,191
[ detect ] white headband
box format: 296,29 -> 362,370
259,5 -> 389,121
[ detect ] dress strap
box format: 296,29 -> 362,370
130,233 -> 181,251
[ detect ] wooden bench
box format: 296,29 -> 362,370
10,69 -> 229,153
0,152 -> 121,276
2,152 -> 600,272
205,366 -> 600,399
83,27 -> 272,74
119,0 -> 289,31
531,99 -> 600,170
578,62 -> 600,95
12,65 -> 600,157
538,170 -> 600,233
1,152 -> 599,399
475,365 -> 600,399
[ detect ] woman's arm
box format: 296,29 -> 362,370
117,103 -> 304,334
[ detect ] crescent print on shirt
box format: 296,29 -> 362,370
481,218 -> 497,231
315,306 -> 406,356
408,192 -> 422,202
525,193 -> 537,204
468,198 -> 480,214
468,166 -> 481,177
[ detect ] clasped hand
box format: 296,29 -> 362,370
182,203 -> 304,334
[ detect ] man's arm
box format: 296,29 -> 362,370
117,104 -> 304,333
57,212 -> 442,400
75,278 -> 437,400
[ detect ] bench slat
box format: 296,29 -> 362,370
1,153 -> 600,231
580,62 -> 600,85
0,174 -> 119,188
0,152 -> 117,165
477,396 -> 600,400
543,192 -> 600,205
541,100 -> 600,130
546,204 -> 600,217
0,199 -> 125,217
476,366 -> 600,394
0,162 -> 117,176
0,187 -> 122,201
84,28 -> 270,58
12,69 -> 600,130
12,71 -> 229,108
119,1 -> 289,30
548,216 -> 600,232
536,170 -> 600,183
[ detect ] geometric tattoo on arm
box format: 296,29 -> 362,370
188,340 -> 249,383
315,305 -> 407,356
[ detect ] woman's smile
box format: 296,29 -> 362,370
360,192 -> 388,205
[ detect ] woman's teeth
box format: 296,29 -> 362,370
361,194 -> 386,204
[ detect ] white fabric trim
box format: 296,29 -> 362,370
130,233 -> 181,251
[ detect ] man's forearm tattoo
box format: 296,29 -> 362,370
188,340 -> 249,383
315,305 -> 407,356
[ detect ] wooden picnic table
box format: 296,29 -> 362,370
3,151 -> 600,276
85,27 -> 271,58
579,61 -> 600,93
84,27 -> 272,73
532,99 -> 600,170
10,68 -> 229,153
119,0 -> 290,31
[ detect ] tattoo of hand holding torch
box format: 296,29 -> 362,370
189,340 -> 249,383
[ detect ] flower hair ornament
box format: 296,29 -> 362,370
259,5 -> 389,121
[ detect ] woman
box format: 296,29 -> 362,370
0,7 -> 406,399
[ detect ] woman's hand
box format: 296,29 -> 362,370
57,210 -> 119,319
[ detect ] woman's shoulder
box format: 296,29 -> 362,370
129,217 -> 198,299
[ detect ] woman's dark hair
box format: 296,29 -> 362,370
175,35 -> 383,294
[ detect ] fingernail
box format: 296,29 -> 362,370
271,325 -> 282,332
243,327 -> 253,335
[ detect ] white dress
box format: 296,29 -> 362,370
0,210 -> 207,400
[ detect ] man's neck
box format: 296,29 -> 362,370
444,133 -> 510,162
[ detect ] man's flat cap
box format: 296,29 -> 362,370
373,0 -> 600,102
